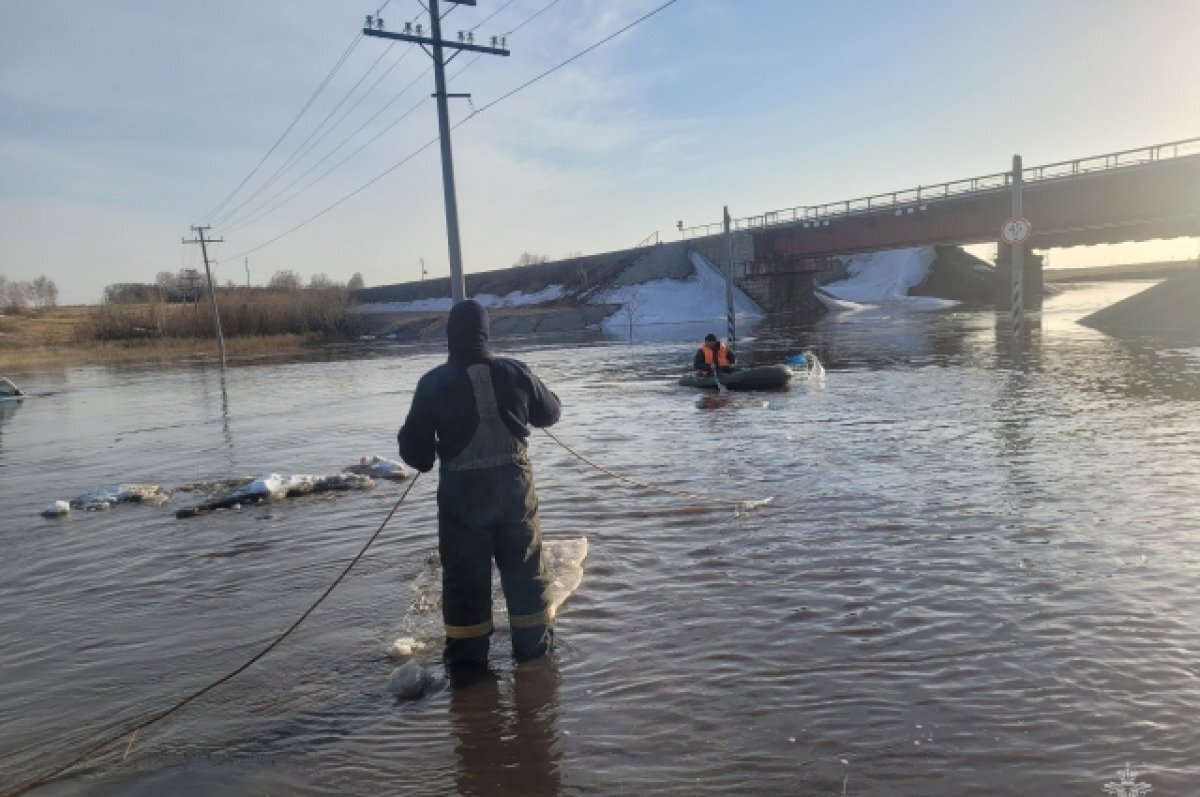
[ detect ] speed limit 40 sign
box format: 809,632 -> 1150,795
1001,216 -> 1032,245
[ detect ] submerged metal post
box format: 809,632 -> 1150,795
723,205 -> 735,351
1011,155 -> 1024,338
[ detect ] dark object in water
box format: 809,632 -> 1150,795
176,472 -> 376,518
1,377 -> 24,398
678,364 -> 793,391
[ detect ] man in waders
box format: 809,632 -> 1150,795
693,332 -> 736,376
398,300 -> 561,669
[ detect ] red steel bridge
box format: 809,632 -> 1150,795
681,137 -> 1200,270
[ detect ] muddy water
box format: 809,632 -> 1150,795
2,282 -> 1199,795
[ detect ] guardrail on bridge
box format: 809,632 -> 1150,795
679,137 -> 1200,239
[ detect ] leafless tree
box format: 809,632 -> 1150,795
268,270 -> 303,290
308,273 -> 339,290
31,276 -> 58,308
513,252 -> 549,267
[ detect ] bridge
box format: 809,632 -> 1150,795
683,138 -> 1200,276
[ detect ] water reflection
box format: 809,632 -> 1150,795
449,659 -> 562,797
0,398 -> 22,449
197,367 -> 235,463
695,392 -> 733,411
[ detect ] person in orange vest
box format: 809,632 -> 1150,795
693,333 -> 737,376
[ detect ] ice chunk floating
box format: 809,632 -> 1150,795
399,537 -> 588,641
386,537 -> 588,699
175,472 -> 376,518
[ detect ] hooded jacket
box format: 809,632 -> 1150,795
398,300 -> 561,472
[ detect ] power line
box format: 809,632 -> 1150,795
216,5 -> 472,234
223,71 -> 432,237
200,32 -> 363,223
227,135 -> 441,260
225,0 -> 676,261
221,0 -> 516,242
470,0 -> 677,118
504,0 -> 561,36
211,41 -> 403,228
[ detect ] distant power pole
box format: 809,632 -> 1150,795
363,2 -> 510,303
244,257 -> 251,289
420,257 -> 428,281
182,225 -> 227,367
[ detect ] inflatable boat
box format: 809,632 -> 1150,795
678,364 -> 793,391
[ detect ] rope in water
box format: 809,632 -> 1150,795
11,429 -> 765,795
2,473 -> 421,797
541,428 -> 772,508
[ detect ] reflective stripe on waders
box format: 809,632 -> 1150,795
443,363 -> 528,472
444,619 -> 495,639
509,607 -> 553,629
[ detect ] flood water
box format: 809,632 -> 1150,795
2,281 -> 1199,796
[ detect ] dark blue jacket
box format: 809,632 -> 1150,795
397,357 -> 561,472
397,300 -> 561,473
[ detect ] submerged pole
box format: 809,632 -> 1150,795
723,205 -> 735,352
1010,155 -> 1024,338
183,226 -> 227,368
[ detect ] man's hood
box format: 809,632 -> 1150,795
446,299 -> 492,365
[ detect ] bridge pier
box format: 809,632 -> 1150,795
995,244 -> 1043,311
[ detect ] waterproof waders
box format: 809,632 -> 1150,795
439,364 -> 554,665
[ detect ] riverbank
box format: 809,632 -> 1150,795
0,306 -> 328,369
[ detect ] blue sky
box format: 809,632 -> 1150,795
2,0 -> 1198,303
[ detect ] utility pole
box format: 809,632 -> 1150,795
244,257 -> 251,289
363,3 -> 509,304
182,225 -> 227,367
420,257 -> 428,281
723,206 -> 736,352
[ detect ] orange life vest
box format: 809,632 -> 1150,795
701,343 -> 731,368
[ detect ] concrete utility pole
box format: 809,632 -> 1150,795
723,206 -> 736,351
363,2 -> 510,303
244,257 -> 251,289
182,225 -> 227,367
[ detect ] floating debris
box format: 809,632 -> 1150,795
398,537 -> 588,642
38,455 -> 401,519
40,500 -> 71,518
70,484 -> 170,512
345,455 -> 410,481
176,472 -> 376,518
388,636 -> 426,662
388,660 -> 432,700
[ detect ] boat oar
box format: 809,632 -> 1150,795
713,346 -> 728,394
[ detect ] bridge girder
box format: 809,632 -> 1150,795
755,154 -> 1200,261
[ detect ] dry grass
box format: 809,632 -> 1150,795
0,305 -> 333,368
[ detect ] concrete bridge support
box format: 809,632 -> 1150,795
687,232 -> 830,316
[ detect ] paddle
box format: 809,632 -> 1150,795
712,340 -> 728,395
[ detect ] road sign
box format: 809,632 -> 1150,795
1001,216 -> 1032,245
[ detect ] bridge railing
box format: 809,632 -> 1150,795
680,136 -> 1200,239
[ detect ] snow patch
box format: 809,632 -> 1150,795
357,285 -> 566,314
820,247 -> 959,310
595,251 -> 764,334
